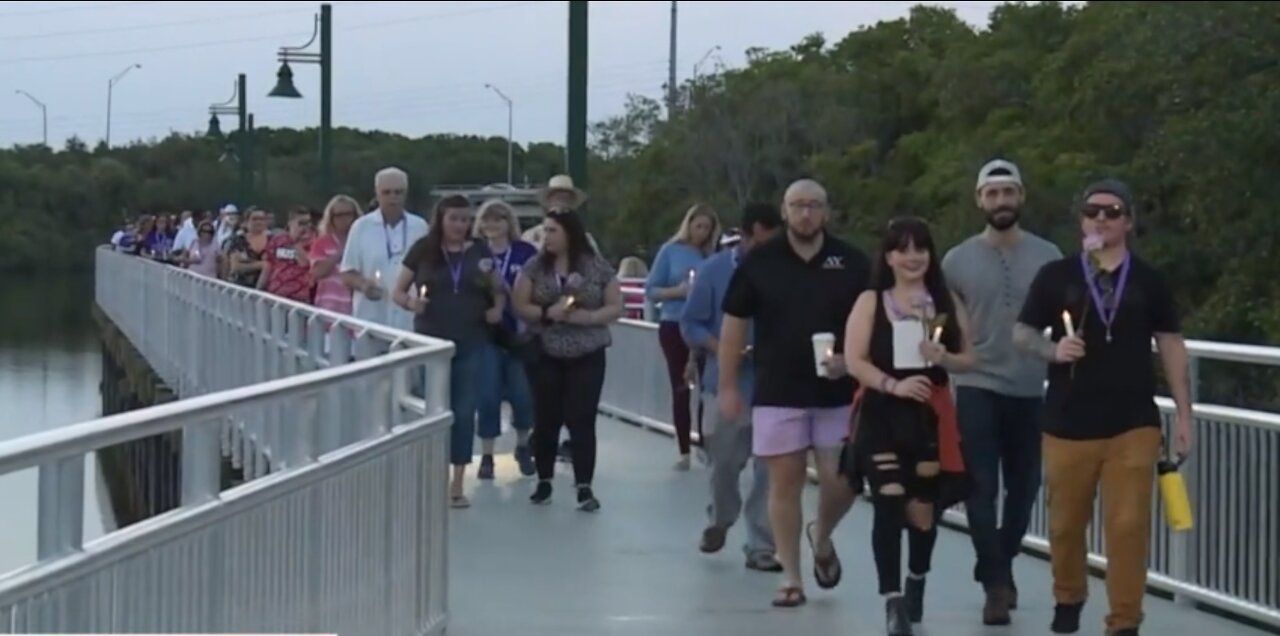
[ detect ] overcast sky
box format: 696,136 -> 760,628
0,0 -> 1002,150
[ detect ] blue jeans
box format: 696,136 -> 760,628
955,387 -> 1044,589
476,341 -> 534,440
448,343 -> 485,466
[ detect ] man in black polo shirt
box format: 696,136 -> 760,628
1013,179 -> 1193,636
718,178 -> 871,608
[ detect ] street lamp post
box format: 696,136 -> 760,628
208,74 -> 252,206
106,63 -> 141,147
484,83 -> 514,184
269,2 -> 332,199
14,90 -> 48,147
567,0 -> 588,190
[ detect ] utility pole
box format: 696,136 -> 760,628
15,90 -> 47,147
105,63 -> 141,147
485,83 -> 514,184
567,0 -> 588,191
667,0 -> 678,114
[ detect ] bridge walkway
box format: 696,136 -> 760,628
446,418 -> 1267,636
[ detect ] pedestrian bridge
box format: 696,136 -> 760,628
0,246 -> 1274,635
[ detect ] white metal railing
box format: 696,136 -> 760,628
597,319 -> 1280,628
0,248 -> 455,634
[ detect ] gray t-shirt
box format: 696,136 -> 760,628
525,253 -> 616,359
403,240 -> 498,347
942,231 -> 1063,397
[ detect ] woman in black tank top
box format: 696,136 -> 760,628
842,216 -> 977,636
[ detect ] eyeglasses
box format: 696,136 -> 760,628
1081,203 -> 1126,220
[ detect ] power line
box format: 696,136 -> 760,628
0,1 -> 156,18
0,1 -> 551,65
0,3 -> 379,42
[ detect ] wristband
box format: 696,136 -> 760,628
880,376 -> 896,394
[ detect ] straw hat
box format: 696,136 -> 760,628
538,174 -> 588,209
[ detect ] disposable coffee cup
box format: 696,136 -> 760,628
811,332 -> 835,377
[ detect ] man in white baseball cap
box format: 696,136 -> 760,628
940,158 -> 1063,625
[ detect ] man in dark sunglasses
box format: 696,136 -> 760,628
941,158 -> 1063,625
1013,179 -> 1193,636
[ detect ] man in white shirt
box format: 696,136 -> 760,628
340,166 -> 429,332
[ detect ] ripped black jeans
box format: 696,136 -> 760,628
847,398 -> 943,595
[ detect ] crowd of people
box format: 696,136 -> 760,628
644,160 -> 1193,636
110,158 -> 1194,636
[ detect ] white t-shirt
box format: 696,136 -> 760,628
339,209 -> 429,331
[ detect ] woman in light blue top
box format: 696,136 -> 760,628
644,203 -> 721,469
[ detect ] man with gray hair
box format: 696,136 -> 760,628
941,158 -> 1062,625
340,167 -> 429,331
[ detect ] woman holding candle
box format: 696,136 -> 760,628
643,203 -> 721,470
843,216 -> 976,636
472,199 -> 539,479
512,209 -> 624,511
393,195 -> 504,509
184,220 -> 221,278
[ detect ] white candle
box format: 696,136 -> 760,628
931,326 -> 943,343
564,296 -> 576,309
419,285 -> 428,299
1062,310 -> 1075,337
373,270 -> 382,284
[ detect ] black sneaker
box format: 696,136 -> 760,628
514,445 -> 535,476
477,455 -> 495,480
1051,602 -> 1083,634
904,576 -> 925,623
576,485 -> 600,512
530,481 -> 552,505
885,596 -> 913,636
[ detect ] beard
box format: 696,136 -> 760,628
985,205 -> 1021,231
788,225 -> 823,244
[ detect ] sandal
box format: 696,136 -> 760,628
807,521 -> 842,589
772,585 -> 807,608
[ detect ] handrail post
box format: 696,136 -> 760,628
182,419 -> 221,505
36,456 -> 85,560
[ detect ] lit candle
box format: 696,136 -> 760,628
931,326 -> 943,343
1062,310 -> 1075,337
688,269 -> 696,284
419,285 -> 428,299
564,296 -> 576,309
373,270 -> 382,284
191,249 -> 201,261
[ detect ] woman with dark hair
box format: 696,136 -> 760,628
511,209 -> 624,511
842,216 -> 976,636
393,195 -> 503,509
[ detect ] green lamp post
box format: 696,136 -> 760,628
567,0 -> 588,192
269,2 -> 332,199
207,73 -> 252,206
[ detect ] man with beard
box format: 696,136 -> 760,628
940,159 -> 1062,625
719,179 -> 869,608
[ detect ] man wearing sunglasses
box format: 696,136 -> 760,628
1013,180 -> 1193,636
942,159 -> 1063,625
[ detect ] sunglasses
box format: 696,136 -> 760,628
1081,203 -> 1127,220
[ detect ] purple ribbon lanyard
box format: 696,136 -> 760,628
1080,251 -> 1131,343
497,249 -> 514,291
444,248 -> 463,294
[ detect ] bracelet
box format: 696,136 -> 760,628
879,376 -> 897,394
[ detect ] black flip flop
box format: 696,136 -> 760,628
807,521 -> 842,589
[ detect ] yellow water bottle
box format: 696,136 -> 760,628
1157,455 -> 1193,532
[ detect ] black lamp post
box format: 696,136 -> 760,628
207,74 -> 252,206
269,3 -> 332,199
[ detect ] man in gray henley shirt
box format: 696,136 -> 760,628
941,159 -> 1062,626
